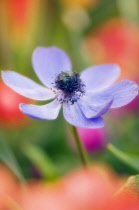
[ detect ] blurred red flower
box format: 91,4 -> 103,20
0,81 -> 30,127
85,19 -> 139,81
7,0 -> 29,27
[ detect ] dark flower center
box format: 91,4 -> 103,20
55,71 -> 85,104
55,71 -> 82,93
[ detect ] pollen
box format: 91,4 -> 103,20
55,71 -> 85,104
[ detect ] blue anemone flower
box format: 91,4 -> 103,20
1,47 -> 138,128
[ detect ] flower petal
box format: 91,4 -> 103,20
1,71 -> 55,101
32,47 -> 72,88
63,102 -> 104,128
87,80 -> 138,108
81,64 -> 120,91
19,100 -> 61,120
78,97 -> 113,118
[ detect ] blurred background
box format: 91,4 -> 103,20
0,0 -> 139,183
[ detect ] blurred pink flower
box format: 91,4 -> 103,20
76,127 -> 107,152
0,164 -> 138,210
19,165 -> 139,210
20,165 -> 118,210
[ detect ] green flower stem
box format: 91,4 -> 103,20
107,143 -> 139,172
23,144 -> 58,181
69,125 -> 89,167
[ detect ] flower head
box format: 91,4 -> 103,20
54,71 -> 85,104
1,46 -> 138,128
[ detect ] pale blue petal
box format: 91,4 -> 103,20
87,80 -> 138,108
32,47 -> 72,88
81,64 -> 120,91
1,71 -> 55,101
63,102 -> 104,128
78,97 -> 113,118
19,100 -> 61,120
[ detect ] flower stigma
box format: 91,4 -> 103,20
54,71 -> 85,104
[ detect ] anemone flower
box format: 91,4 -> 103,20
1,47 -> 138,128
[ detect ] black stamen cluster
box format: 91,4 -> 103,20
55,71 -> 84,93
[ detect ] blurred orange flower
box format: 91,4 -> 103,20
0,164 -> 20,210
85,19 -> 139,80
1,0 -> 38,46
